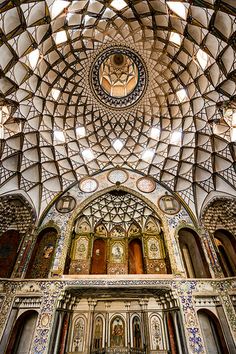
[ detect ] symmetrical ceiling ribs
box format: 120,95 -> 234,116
0,0 -> 235,216
76,190 -> 157,232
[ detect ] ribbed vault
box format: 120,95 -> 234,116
0,0 -> 235,216
77,190 -> 157,232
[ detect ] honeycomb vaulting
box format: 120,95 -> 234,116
0,0 -> 235,216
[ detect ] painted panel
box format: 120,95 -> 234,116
93,316 -> 104,349
110,316 -> 125,347
150,315 -> 163,350
111,242 -> 124,263
72,317 -> 85,352
132,316 -> 142,349
74,237 -> 89,260
147,237 -> 161,259
26,228 -> 57,278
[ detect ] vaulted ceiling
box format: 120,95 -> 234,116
0,0 -> 235,216
81,190 -> 155,231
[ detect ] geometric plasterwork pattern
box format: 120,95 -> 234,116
0,1 -> 235,217
79,190 -> 158,232
0,194 -> 35,234
201,197 -> 236,236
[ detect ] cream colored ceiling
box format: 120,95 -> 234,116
0,0 -> 235,216
80,190 -> 155,232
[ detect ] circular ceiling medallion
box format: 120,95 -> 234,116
158,194 -> 181,215
108,169 -> 129,184
90,47 -> 147,109
79,178 -> 98,193
56,195 -> 76,213
137,177 -> 156,193
99,53 -> 138,98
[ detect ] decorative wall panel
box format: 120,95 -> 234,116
26,228 -> 58,278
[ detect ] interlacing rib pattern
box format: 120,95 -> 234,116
0,0 -> 235,215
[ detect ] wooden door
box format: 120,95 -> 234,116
91,239 -> 107,274
128,239 -> 144,274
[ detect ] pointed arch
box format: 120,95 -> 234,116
26,227 -> 58,278
198,309 -> 229,354
178,228 -> 210,278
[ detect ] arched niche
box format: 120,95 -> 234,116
150,314 -> 164,350
26,227 -> 58,278
5,310 -> 38,354
71,316 -> 86,352
144,216 -> 171,274
110,316 -> 125,347
128,222 -> 141,237
94,222 -> 107,237
214,229 -> 236,277
0,230 -> 22,278
128,238 -> 144,274
64,187 -> 175,276
178,228 -> 211,278
93,315 -> 105,350
144,216 -> 161,234
198,309 -> 229,354
131,315 -> 142,349
65,215 -> 91,275
74,216 -> 91,234
90,238 -> 107,274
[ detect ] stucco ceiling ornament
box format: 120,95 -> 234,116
0,0 -> 235,217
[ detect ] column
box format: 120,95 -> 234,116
218,291 -> 236,345
216,302 -> 236,352
173,311 -> 183,354
139,298 -> 150,353
125,301 -> 131,350
86,299 -> 97,354
105,301 -> 111,350
163,311 -> 170,352
52,311 -> 64,354
31,285 -> 65,354
0,307 -> 18,353
58,312 -> 69,354
176,282 -> 207,354
200,228 -> 224,278
0,285 -> 15,341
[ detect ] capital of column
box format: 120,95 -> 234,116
88,299 -> 97,310
105,301 -> 111,311
139,298 -> 149,310
125,301 -> 131,310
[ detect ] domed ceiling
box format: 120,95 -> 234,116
0,0 -> 235,216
